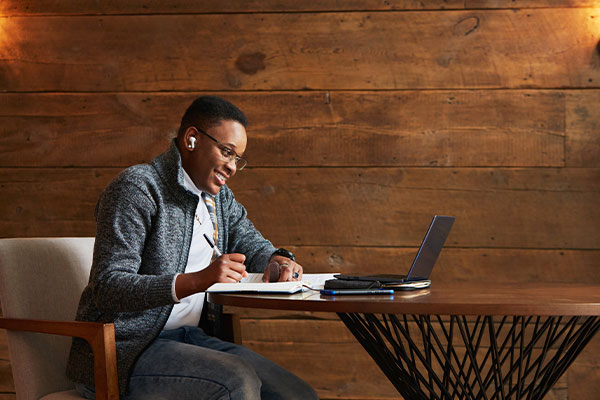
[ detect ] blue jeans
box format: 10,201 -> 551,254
76,326 -> 318,400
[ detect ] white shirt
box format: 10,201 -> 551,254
163,169 -> 215,330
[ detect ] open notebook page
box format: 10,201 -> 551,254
207,273 -> 339,293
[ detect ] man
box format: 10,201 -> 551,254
67,96 -> 318,400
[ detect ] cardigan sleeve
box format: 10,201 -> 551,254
217,186 -> 276,273
88,173 -> 179,313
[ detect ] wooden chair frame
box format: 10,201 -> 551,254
0,313 -> 242,399
0,317 -> 119,400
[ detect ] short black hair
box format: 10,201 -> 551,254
178,96 -> 248,137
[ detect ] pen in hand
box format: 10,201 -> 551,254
203,234 -> 247,283
203,233 -> 222,257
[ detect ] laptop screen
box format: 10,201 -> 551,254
405,215 -> 455,281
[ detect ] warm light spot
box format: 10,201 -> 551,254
0,16 -> 25,59
592,8 -> 600,56
0,17 -> 7,48
0,16 -> 27,92
0,16 -> 18,54
594,8 -> 600,33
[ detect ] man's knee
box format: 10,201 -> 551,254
127,371 -> 261,400
277,379 -> 319,400
225,358 -> 262,397
130,340 -> 262,400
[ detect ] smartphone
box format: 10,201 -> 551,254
320,289 -> 395,296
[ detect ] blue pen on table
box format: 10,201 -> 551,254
203,233 -> 222,257
320,289 -> 395,296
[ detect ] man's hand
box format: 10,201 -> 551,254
200,253 -> 248,285
263,255 -> 303,282
175,253 -> 247,299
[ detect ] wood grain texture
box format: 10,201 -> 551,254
0,330 -> 7,360
1,9 -> 599,91
247,341 -> 399,398
467,0 -> 599,8
0,1 -> 465,15
567,337 -> 600,400
1,1 -> 596,15
289,247 -> 600,284
0,331 -> 9,396
1,2 -> 599,399
241,319 -> 574,400
0,360 -> 14,393
209,283 -> 600,315
249,344 -> 570,399
566,91 -> 600,168
240,319 -> 588,350
0,168 -> 112,237
230,167 -> 600,248
1,167 -> 598,249
0,90 -> 572,168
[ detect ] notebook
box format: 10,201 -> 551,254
335,215 -> 455,285
206,273 -> 338,294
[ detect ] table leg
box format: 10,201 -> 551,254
337,313 -> 599,400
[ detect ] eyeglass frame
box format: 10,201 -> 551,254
191,126 -> 248,170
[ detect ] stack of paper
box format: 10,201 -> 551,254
207,273 -> 338,294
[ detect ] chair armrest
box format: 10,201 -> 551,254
0,317 -> 119,400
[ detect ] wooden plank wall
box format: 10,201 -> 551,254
1,1 -> 599,399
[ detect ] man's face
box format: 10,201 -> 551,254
184,120 -> 247,195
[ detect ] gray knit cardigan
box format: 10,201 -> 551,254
66,140 -> 276,395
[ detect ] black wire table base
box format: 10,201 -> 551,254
337,313 -> 600,400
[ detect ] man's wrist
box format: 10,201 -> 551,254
270,248 -> 295,262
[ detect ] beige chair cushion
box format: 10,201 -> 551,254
0,237 -> 94,400
40,390 -> 85,400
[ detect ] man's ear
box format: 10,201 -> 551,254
183,126 -> 197,151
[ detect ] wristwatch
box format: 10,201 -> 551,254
270,248 -> 295,262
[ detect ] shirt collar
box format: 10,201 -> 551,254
182,168 -> 205,197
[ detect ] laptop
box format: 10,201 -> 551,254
335,215 -> 455,286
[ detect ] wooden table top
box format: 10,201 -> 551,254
208,282 -> 600,316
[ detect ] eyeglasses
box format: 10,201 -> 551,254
192,127 -> 248,170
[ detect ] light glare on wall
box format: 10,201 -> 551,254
594,8 -> 600,54
0,17 -> 5,46
0,17 -> 9,51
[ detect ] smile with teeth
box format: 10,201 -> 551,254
215,171 -> 227,184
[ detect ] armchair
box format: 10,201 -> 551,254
0,238 -> 118,399
0,237 -> 242,399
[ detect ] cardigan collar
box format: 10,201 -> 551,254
151,139 -> 193,201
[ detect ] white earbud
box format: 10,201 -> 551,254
188,137 -> 196,149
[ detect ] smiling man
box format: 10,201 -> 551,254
66,96 -> 317,400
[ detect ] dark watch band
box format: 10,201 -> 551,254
271,248 -> 295,262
